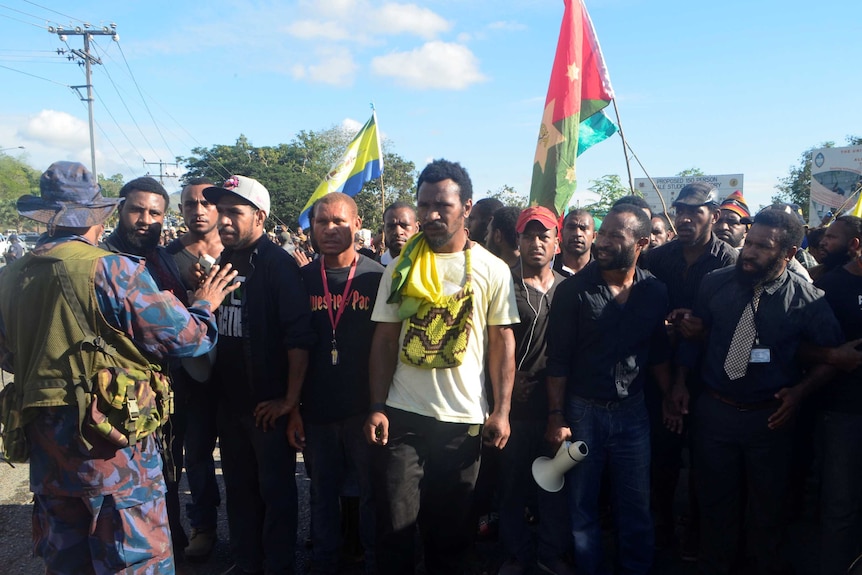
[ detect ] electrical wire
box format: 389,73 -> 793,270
91,86 -> 147,163
115,41 -> 177,162
77,98 -> 139,175
20,0 -> 88,25
0,62 -> 70,86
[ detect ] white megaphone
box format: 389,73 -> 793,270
532,440 -> 589,492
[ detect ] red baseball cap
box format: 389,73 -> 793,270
516,206 -> 558,234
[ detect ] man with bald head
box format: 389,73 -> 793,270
295,192 -> 384,574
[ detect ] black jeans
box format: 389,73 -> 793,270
372,408 -> 482,575
218,403 -> 298,575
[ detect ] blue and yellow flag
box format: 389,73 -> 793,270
298,111 -> 383,228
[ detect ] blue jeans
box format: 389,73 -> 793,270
183,383 -> 220,530
565,393 -> 653,575
819,410 -> 862,575
304,413 -> 375,574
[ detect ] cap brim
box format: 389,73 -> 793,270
202,186 -> 230,204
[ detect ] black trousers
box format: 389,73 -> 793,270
694,392 -> 793,575
372,408 -> 482,575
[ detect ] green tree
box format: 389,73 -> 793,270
0,154 -> 39,229
179,130 -> 417,231
772,136 -> 862,220
98,173 -> 124,198
356,151 -> 416,232
676,167 -> 705,177
580,174 -> 629,216
486,185 -> 528,209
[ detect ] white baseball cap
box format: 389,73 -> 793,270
203,175 -> 270,216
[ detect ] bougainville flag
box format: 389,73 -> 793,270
529,0 -> 617,215
298,110 -> 383,229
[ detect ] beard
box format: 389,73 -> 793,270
821,249 -> 850,270
735,255 -> 784,286
596,247 -> 636,271
121,222 -> 162,253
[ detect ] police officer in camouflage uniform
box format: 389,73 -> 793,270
0,161 -> 238,575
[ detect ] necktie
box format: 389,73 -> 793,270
724,285 -> 763,380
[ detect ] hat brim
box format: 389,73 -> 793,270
673,199 -> 719,208
17,194 -> 119,227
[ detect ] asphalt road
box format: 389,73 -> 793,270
0,445 -> 821,575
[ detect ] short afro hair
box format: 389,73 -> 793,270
752,207 -> 804,252
416,159 -> 473,204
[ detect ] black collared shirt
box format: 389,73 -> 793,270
546,262 -> 671,401
679,266 -> 843,403
641,233 -> 737,311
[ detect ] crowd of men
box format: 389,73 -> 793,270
2,159 -> 862,575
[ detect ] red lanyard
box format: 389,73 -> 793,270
321,255 -> 358,365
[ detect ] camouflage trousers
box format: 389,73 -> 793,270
32,491 -> 175,575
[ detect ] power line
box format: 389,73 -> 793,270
76,97 -> 139,175
115,41 -> 177,162
0,11 -> 47,29
91,85 -> 147,162
88,44 -> 160,161
0,2 -> 53,25
0,62 -> 70,86
21,0 -> 88,25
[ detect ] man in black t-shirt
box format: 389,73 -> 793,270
203,175 -> 314,575
295,193 -> 384,575
813,215 -> 862,575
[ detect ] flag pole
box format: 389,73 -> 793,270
611,98 -> 635,194
380,173 -> 386,214
624,140 -> 677,235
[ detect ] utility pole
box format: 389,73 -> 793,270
48,23 -> 118,179
143,160 -> 179,187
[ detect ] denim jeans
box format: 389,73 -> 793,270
218,403 -> 298,575
304,413 -> 375,574
565,393 -> 653,575
183,383 -> 220,530
819,410 -> 862,575
498,419 -> 571,565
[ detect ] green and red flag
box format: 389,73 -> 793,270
530,0 -> 617,216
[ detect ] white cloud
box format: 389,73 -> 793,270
341,118 -> 363,133
371,41 -> 487,90
488,21 -> 527,31
285,20 -> 350,41
305,47 -> 358,86
19,110 -> 90,150
377,3 -> 451,39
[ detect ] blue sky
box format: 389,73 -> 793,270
1,0 -> 860,213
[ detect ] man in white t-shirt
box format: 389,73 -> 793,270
365,159 -> 519,575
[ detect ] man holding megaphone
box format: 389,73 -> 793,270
545,204 -> 674,575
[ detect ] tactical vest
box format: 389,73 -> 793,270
0,240 -> 170,457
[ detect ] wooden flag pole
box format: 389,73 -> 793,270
623,139 -> 677,235
611,98 -> 635,194
380,173 -> 386,214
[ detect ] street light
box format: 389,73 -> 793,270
0,146 -> 25,153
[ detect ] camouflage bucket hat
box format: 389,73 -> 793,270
17,161 -> 119,230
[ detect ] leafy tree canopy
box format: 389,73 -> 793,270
486,185 -> 527,209
179,128 -> 416,231
772,135 -> 862,220
580,174 -> 630,216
